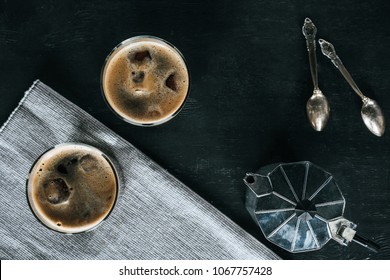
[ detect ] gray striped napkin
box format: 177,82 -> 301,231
0,80 -> 280,260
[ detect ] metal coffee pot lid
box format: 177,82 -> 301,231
243,161 -> 379,253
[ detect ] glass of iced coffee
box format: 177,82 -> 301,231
101,35 -> 190,126
26,143 -> 120,234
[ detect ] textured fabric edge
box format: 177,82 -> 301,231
0,79 -> 41,134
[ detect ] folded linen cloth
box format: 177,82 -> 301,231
0,80 -> 280,260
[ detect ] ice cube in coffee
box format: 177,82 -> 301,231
101,36 -> 190,126
26,143 -> 119,234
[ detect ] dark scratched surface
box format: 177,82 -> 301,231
1,0 -> 390,259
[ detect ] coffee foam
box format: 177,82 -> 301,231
102,38 -> 189,124
27,144 -> 118,234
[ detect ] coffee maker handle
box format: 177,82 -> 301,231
352,233 -> 380,253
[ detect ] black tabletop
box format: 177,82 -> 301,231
1,0 -> 390,260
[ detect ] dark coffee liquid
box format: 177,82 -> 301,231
27,144 -> 118,233
102,37 -> 189,125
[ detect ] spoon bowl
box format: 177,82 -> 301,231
361,98 -> 385,137
306,89 -> 330,131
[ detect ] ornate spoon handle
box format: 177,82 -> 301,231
318,39 -> 366,100
302,18 -> 319,89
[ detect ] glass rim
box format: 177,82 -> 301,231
100,35 -> 191,127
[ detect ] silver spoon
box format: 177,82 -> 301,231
302,18 -> 330,131
319,39 -> 385,137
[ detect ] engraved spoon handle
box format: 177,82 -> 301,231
318,39 -> 366,100
302,18 -> 319,89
